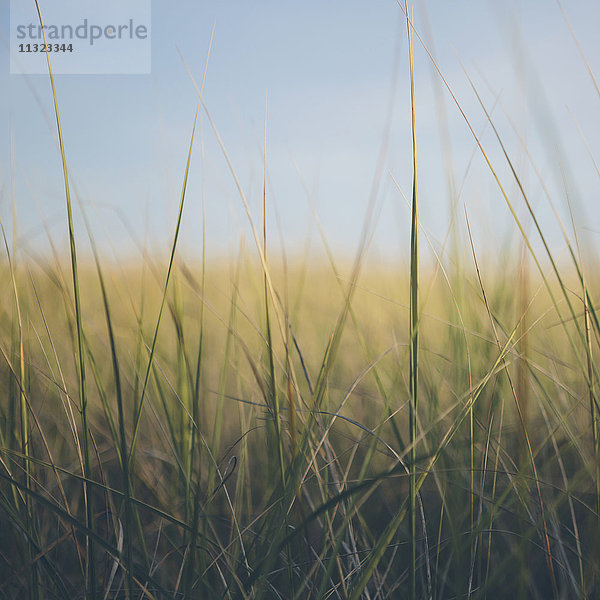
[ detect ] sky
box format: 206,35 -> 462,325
1,0 -> 599,264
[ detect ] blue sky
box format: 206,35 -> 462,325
1,0 -> 599,263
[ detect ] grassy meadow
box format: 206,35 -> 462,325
2,4 -> 600,600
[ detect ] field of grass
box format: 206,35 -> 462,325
2,3 -> 600,600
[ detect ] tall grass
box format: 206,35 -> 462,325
34,1 -> 94,596
2,2 -> 600,599
406,2 -> 420,598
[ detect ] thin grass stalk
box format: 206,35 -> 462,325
185,114 -> 208,600
469,359 -> 474,587
470,409 -> 494,599
128,97 -> 202,470
393,165 -> 482,597
230,354 -> 252,586
405,2 -> 420,597
171,274 -> 192,492
82,214 -> 133,598
8,129 -> 25,521
278,213 -> 298,464
262,96 -> 296,594
418,18 -> 473,568
207,252 -> 240,495
484,383 -> 505,598
517,244 -> 530,600
585,289 -> 599,522
32,2 -> 94,596
517,245 -> 530,464
262,95 -> 286,488
125,29 -> 212,489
